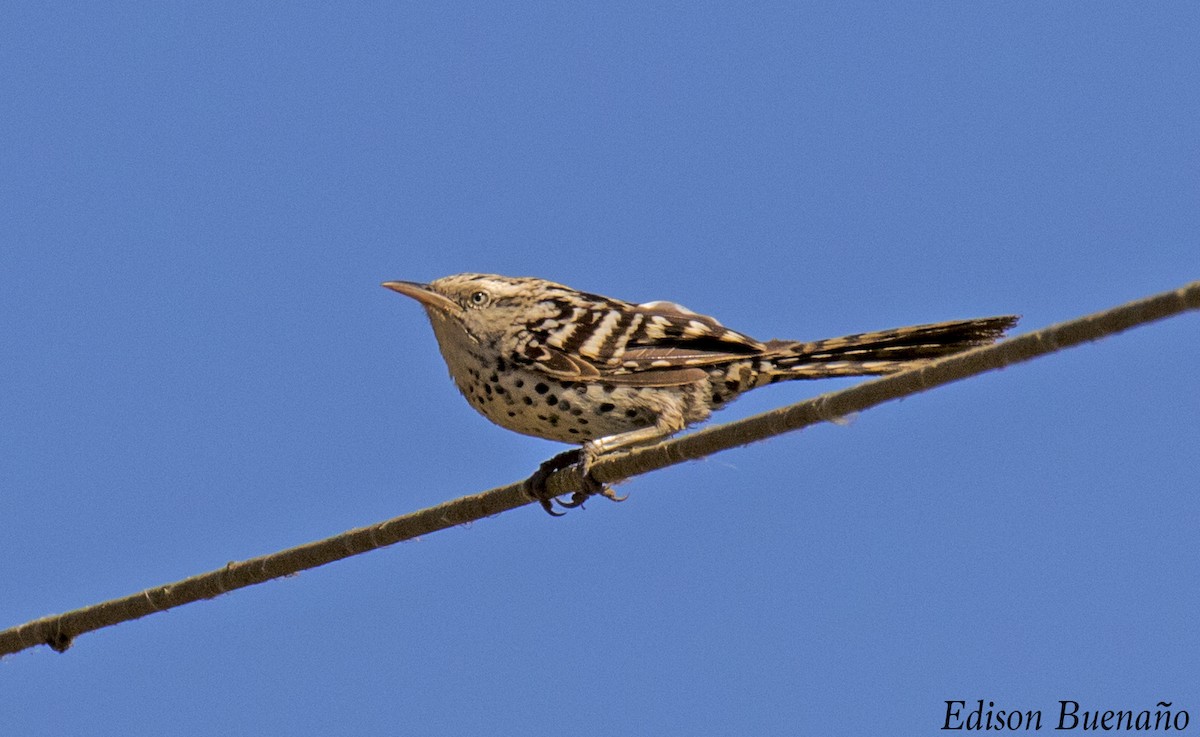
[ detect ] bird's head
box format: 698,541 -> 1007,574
383,273 -> 571,348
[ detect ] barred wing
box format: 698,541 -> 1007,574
521,296 -> 766,385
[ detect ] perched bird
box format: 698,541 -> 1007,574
384,274 -> 1017,514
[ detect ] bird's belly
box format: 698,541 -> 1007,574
457,369 -> 668,442
447,356 -> 706,443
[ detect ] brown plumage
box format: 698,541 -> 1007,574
384,273 -> 1017,512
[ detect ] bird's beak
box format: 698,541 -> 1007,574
382,281 -> 460,314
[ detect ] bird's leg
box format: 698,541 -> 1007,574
523,441 -> 631,514
552,414 -> 686,510
523,447 -> 604,515
546,444 -> 614,510
585,421 -> 680,456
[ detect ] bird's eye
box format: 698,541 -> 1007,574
469,290 -> 490,307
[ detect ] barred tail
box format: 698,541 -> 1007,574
762,315 -> 1019,379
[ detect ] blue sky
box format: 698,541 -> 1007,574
2,3 -> 1197,734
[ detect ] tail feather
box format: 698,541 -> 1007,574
763,315 -> 1018,379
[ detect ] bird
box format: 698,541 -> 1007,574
383,273 -> 1017,514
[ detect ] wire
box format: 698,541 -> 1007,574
2,280 -> 1196,658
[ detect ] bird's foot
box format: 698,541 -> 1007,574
523,447 -> 626,516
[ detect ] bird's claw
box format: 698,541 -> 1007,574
557,484 -> 627,510
523,448 -> 581,515
523,447 -> 624,516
